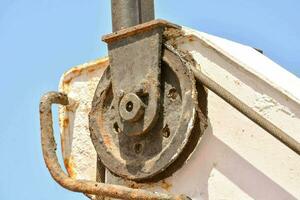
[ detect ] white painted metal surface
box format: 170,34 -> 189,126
59,27 -> 300,199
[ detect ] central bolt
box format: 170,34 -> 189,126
119,93 -> 145,122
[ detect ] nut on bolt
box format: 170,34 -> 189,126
119,93 -> 145,122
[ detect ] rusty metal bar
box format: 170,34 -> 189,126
40,92 -> 190,200
190,65 -> 300,156
111,0 -> 154,32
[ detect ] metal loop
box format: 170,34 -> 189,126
39,91 -> 190,200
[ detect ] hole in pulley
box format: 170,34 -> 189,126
134,143 -> 143,154
126,101 -> 134,112
113,122 -> 121,133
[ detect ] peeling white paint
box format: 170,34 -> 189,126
254,94 -> 296,118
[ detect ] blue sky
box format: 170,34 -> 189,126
0,0 -> 299,199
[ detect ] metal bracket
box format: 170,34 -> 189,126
109,1 -> 158,136
105,1 -> 180,136
102,20 -> 179,136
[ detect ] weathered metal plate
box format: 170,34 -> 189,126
105,27 -> 162,137
102,20 -> 181,138
89,48 -> 202,181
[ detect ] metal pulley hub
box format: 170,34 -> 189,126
89,1 -> 204,181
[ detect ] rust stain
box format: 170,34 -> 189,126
87,67 -> 97,73
188,35 -> 195,42
102,134 -> 111,146
63,78 -> 72,86
124,180 -> 154,190
234,79 -> 241,85
69,67 -> 85,76
61,132 -> 65,155
160,180 -> 172,192
102,19 -> 180,43
59,116 -> 69,155
128,182 -> 141,189
124,179 -> 172,192
62,79 -> 71,94
64,157 -> 77,178
63,118 -> 69,129
163,27 -> 185,49
130,184 -> 139,189
60,57 -> 109,96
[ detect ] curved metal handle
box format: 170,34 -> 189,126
40,91 -> 190,200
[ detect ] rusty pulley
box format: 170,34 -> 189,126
89,47 -> 204,181
86,0 -> 206,181
39,1 -> 198,199
39,1 -> 300,200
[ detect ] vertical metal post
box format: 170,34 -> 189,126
139,0 -> 155,23
111,0 -> 155,32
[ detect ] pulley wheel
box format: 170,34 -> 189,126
89,48 -> 203,181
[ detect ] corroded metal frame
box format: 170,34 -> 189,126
89,48 -> 203,181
